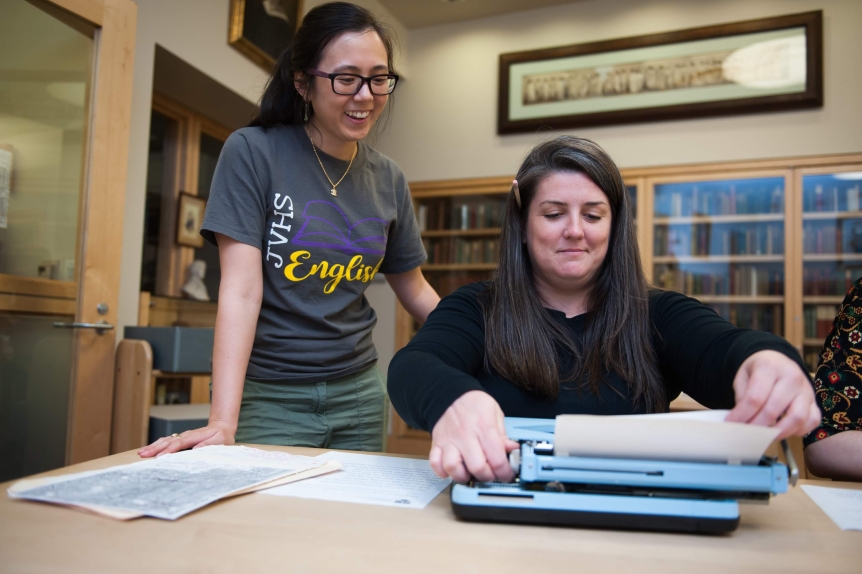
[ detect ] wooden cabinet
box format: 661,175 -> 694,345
646,172 -> 791,337
796,164 -> 862,372
386,153 -> 862,455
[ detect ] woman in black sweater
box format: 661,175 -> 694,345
388,136 -> 819,484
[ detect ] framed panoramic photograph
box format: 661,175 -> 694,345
176,192 -> 206,248
229,0 -> 302,71
498,11 -> 822,134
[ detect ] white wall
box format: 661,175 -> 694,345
117,0 -> 271,339
375,0 -> 862,180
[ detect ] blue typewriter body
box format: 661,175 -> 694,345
450,417 -> 795,534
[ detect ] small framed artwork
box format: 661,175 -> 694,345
229,0 -> 303,71
498,11 -> 822,134
176,192 -> 206,248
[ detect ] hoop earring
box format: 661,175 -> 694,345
303,100 -> 309,122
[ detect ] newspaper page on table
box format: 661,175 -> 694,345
7,446 -> 341,520
260,451 -> 451,509
555,409 -> 781,464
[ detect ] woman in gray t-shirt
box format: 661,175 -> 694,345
140,2 -> 439,456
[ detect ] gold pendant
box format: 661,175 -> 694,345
330,188 -> 337,197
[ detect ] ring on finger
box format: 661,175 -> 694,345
171,433 -> 181,439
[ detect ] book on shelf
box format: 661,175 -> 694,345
707,303 -> 783,334
804,305 -> 838,339
804,183 -> 861,213
655,264 -> 782,296
804,220 -> 862,254
654,223 -> 783,257
656,181 -> 784,217
803,267 -> 861,296
424,237 -> 500,265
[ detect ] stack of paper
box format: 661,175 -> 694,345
7,445 -> 340,520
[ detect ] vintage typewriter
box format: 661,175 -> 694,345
450,417 -> 797,534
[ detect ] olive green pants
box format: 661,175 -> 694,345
234,365 -> 387,451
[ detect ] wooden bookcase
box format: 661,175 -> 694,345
386,153 -> 862,456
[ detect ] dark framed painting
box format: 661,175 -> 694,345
229,0 -> 302,72
176,192 -> 206,248
498,11 -> 822,134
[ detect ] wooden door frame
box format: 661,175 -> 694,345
56,0 -> 137,464
149,93 -> 232,298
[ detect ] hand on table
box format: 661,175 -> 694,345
429,390 -> 520,484
725,350 -> 820,439
137,420 -> 235,458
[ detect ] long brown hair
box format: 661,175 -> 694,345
484,136 -> 665,412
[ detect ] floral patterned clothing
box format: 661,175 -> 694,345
804,277 -> 862,447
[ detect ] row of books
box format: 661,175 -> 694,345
423,237 -> 499,265
804,305 -> 839,339
654,223 -> 784,257
803,267 -> 861,296
802,221 -> 862,254
655,264 -> 783,296
417,199 -> 506,232
802,183 -> 862,213
654,183 -> 784,217
707,303 -> 783,335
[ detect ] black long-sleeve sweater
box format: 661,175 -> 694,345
388,282 -> 808,432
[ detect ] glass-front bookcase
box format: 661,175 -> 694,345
648,174 -> 789,337
798,166 -> 862,373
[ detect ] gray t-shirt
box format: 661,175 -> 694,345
201,124 -> 426,382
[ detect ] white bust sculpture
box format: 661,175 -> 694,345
182,259 -> 210,301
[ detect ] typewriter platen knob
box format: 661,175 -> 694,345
509,448 -> 521,476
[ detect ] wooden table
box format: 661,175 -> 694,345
1,447 -> 859,573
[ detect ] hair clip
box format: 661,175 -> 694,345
511,179 -> 522,209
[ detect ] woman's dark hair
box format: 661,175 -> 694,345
484,136 -> 665,412
249,2 -> 396,128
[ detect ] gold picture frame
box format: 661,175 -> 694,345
176,192 -> 206,248
229,0 -> 303,72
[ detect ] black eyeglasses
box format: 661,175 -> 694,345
306,69 -> 399,95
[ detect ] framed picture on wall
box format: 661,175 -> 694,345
498,11 -> 822,134
229,0 -> 302,72
176,192 -> 206,248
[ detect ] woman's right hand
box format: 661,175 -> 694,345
137,420 -> 236,458
429,390 -> 519,484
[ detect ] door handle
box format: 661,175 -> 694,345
53,320 -> 115,335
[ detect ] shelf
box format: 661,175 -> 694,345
693,295 -> 784,304
653,213 -> 784,225
804,338 -> 826,346
803,296 -> 845,304
803,210 -> 862,220
653,255 -> 783,264
421,227 -> 501,238
421,264 -> 497,271
803,253 -> 862,262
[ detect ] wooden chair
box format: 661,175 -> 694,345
111,339 -> 154,454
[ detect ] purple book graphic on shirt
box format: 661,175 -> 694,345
293,200 -> 387,254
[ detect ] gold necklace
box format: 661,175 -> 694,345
305,128 -> 357,197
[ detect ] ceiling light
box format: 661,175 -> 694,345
833,172 -> 862,181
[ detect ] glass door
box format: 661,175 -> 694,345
647,172 -> 790,336
0,0 -> 136,479
797,166 -> 862,373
